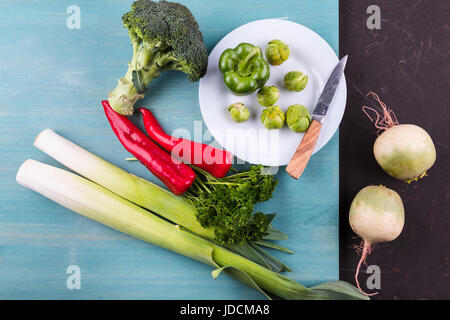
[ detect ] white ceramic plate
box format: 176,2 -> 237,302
199,19 -> 346,166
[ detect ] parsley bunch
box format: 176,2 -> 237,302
185,165 -> 278,245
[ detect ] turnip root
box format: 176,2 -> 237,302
363,92 -> 436,182
374,124 -> 436,181
349,185 -> 405,295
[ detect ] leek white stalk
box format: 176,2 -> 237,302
34,129 -> 215,239
16,159 -> 367,300
17,159 -> 213,264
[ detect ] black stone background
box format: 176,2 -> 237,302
339,0 -> 449,299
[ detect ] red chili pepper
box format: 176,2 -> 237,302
140,108 -> 233,178
102,101 -> 195,195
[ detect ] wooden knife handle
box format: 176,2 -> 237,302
286,119 -> 322,179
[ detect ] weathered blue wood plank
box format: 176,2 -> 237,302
0,0 -> 339,299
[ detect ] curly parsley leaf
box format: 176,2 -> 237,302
185,165 -> 278,245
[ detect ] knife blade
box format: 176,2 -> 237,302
286,55 -> 348,179
312,55 -> 348,123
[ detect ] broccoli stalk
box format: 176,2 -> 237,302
108,33 -> 171,115
108,0 -> 208,115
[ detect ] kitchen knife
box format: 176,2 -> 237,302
286,55 -> 348,179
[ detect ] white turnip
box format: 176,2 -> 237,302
363,92 -> 436,182
349,185 -> 405,295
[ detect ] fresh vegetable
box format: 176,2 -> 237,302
375,124 -> 436,181
363,92 -> 436,182
349,185 -> 405,295
34,129 -> 291,272
16,159 -> 368,300
185,165 -> 278,245
286,104 -> 311,133
102,100 -> 195,195
284,71 -> 308,92
261,105 -> 285,130
257,86 -> 280,107
227,102 -> 250,123
219,43 -> 270,95
108,0 -> 208,115
140,108 -> 232,178
265,39 -> 290,66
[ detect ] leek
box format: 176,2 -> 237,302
34,129 -> 291,272
33,129 -> 214,239
16,159 -> 368,300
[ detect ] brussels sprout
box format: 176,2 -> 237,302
284,71 -> 308,92
257,86 -> 279,107
286,104 -> 311,133
227,102 -> 250,123
265,40 -> 290,66
261,105 -> 285,130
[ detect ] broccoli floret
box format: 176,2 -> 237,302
108,0 -> 208,115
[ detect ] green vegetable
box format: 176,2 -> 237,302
261,105 -> 285,130
16,158 -> 368,300
257,86 -> 279,107
362,92 -> 436,183
185,165 -> 278,245
265,40 -> 290,66
219,43 -> 270,95
349,185 -> 404,295
228,102 -> 250,123
374,124 -> 436,182
286,104 -> 311,133
34,129 -> 291,273
108,0 -> 208,115
284,71 -> 308,92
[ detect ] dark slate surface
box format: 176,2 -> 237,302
339,0 -> 449,299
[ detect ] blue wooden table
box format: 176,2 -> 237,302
0,0 -> 339,299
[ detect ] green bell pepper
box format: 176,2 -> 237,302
219,43 -> 270,95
